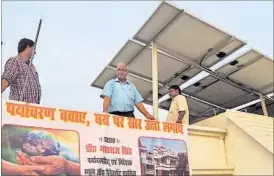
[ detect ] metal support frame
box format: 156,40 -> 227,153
152,41 -> 159,120
201,107 -> 221,117
142,36 -> 234,100
190,116 -> 208,124
232,92 -> 273,111
181,92 -> 226,111
213,108 -> 217,116
259,94 -> 269,116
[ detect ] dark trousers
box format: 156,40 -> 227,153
109,111 -> 135,118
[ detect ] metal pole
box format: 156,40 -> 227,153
30,19 -> 42,64
152,41 -> 159,120
213,108 -> 217,116
259,94 -> 268,116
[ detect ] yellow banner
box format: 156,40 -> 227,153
1,101 -> 190,176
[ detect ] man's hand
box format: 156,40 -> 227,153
176,118 -> 183,124
146,114 -> 156,120
30,156 -> 68,175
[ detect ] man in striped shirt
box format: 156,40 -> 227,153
1,38 -> 41,104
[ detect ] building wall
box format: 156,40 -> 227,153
188,127 -> 228,170
194,112 -> 274,175
225,121 -> 273,175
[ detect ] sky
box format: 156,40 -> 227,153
1,1 -> 273,121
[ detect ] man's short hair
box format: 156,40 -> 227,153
169,85 -> 182,94
18,38 -> 34,53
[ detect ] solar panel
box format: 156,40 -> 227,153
90,2 -> 254,119
133,2 -> 245,67
158,49 -> 273,116
228,56 -> 273,94
183,49 -> 274,108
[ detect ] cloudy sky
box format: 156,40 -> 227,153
2,1 -> 273,121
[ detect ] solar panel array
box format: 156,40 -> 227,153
91,2 -> 273,120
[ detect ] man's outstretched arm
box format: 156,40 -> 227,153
134,86 -> 155,120
136,102 -> 155,120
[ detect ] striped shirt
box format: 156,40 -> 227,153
2,55 -> 41,104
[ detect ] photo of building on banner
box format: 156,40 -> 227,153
139,137 -> 189,176
1,101 -> 190,176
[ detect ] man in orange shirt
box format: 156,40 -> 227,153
166,85 -> 189,125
